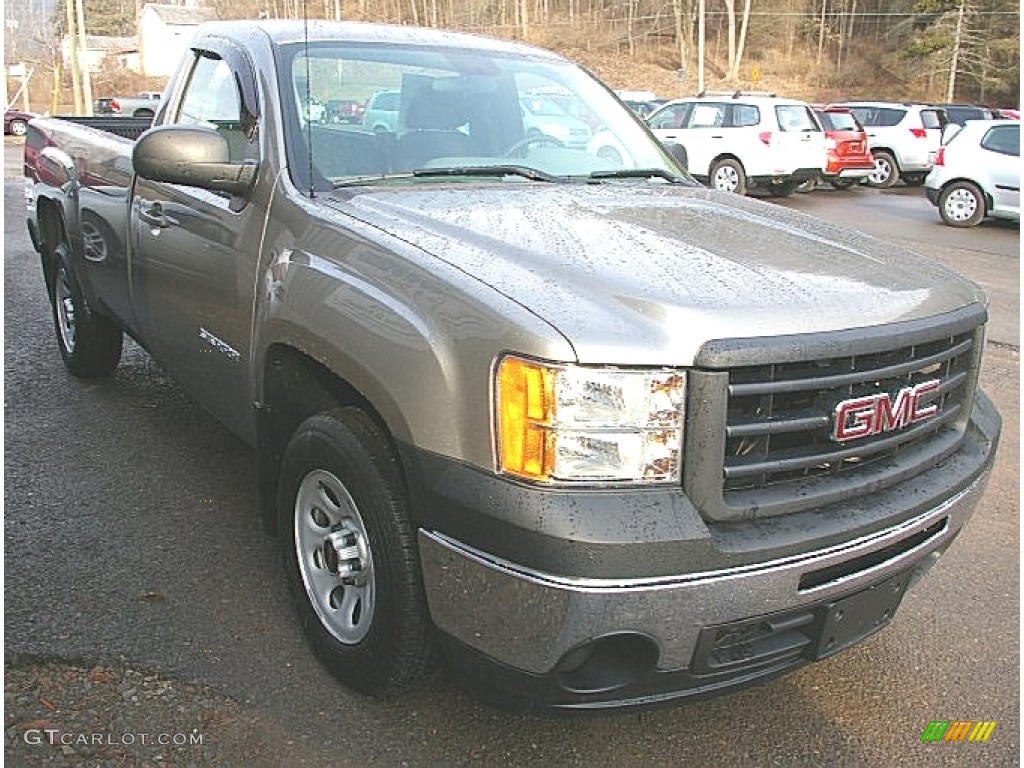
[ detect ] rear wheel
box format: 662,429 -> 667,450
279,408 -> 433,694
708,158 -> 747,195
938,181 -> 986,227
865,150 -> 899,188
47,241 -> 122,378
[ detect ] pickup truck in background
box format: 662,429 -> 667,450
25,20 -> 1000,712
94,90 -> 164,118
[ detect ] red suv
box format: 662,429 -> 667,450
813,106 -> 875,189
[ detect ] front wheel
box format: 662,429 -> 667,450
938,181 -> 986,227
708,158 -> 747,194
279,408 -> 433,694
48,242 -> 122,377
865,150 -> 899,188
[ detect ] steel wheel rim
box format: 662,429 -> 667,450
713,166 -> 739,192
943,188 -> 978,222
55,268 -> 76,353
294,469 -> 375,644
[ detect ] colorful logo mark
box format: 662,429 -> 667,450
921,721 -> 996,742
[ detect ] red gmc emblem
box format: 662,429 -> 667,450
832,380 -> 941,442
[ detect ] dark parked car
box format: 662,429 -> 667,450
5,108 -> 36,136
934,103 -> 997,126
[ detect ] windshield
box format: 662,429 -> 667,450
276,40 -> 684,191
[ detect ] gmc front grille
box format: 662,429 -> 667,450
684,306 -> 985,522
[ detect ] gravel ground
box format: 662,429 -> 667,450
4,660 -> 323,767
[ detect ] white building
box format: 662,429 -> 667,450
138,4 -> 217,78
61,35 -> 139,73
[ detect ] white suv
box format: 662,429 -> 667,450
646,94 -> 826,196
834,102 -> 946,188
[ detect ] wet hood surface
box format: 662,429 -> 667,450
326,183 -> 984,364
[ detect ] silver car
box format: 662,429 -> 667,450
925,119 -> 1020,227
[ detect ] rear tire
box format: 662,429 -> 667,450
938,181 -> 986,227
708,158 -> 747,195
865,150 -> 899,188
48,241 -> 123,378
279,408 -> 433,695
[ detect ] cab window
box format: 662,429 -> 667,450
176,53 -> 256,163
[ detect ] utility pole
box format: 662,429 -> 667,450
697,0 -> 705,93
946,1 -> 965,102
75,0 -> 93,115
65,0 -> 84,114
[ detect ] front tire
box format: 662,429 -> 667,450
48,242 -> 122,378
279,408 -> 433,695
865,150 -> 899,188
708,158 -> 747,194
938,181 -> 986,227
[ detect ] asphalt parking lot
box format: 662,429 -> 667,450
4,136 -> 1020,766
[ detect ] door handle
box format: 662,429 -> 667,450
138,202 -> 178,229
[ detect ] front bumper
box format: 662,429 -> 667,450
417,390 -> 999,711
422,469 -> 989,710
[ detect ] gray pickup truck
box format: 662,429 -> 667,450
25,20 -> 1000,712
93,90 -> 164,118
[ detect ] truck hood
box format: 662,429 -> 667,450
328,183 -> 984,364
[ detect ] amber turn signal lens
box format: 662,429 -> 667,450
496,356 -> 555,480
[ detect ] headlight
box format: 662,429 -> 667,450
495,355 -> 685,484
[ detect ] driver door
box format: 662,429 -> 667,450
130,44 -> 263,440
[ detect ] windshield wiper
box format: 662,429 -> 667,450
587,168 -> 687,184
332,173 -> 414,188
412,165 -> 559,183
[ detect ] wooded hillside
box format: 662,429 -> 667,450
22,0 -> 1024,108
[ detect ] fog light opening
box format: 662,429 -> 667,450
554,633 -> 659,695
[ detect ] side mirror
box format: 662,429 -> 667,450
133,125 -> 256,196
666,142 -> 688,171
